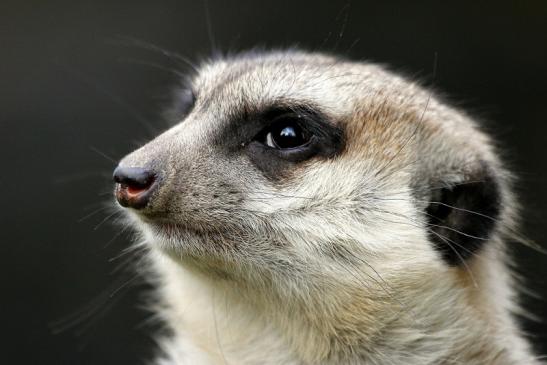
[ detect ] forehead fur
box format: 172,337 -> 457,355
192,51 -> 376,118
188,50 -> 498,179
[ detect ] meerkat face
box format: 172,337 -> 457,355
114,50 -> 505,294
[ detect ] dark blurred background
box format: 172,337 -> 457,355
1,0 -> 546,364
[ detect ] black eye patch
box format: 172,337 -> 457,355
225,104 -> 345,181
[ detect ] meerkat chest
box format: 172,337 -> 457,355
154,254 -> 301,365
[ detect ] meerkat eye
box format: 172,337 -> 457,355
245,107 -> 344,178
262,117 -> 311,149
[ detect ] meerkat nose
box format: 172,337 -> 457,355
113,166 -> 157,209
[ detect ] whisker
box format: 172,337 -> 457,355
372,208 -> 495,273
109,274 -> 141,298
103,223 -> 131,249
374,52 -> 437,179
332,1 -> 351,52
78,205 -> 112,223
94,210 -> 123,231
73,292 -> 126,338
118,57 -> 187,78
426,222 -> 489,241
109,242 -> 146,264
49,273 -> 138,336
203,0 -> 218,56
112,35 -> 199,72
52,170 -> 112,184
428,230 -> 479,287
53,59 -> 158,136
89,146 -> 118,164
374,196 -> 500,222
323,242 -> 426,329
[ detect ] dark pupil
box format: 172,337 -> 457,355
273,123 -> 306,148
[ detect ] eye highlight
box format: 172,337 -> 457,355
264,117 -> 311,149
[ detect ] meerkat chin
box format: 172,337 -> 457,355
113,50 -> 542,365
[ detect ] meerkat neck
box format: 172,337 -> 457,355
150,245 -> 538,365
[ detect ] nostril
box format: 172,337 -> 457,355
113,166 -> 157,209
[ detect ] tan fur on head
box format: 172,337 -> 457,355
114,50 -> 542,364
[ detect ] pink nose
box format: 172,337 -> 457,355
113,166 -> 157,209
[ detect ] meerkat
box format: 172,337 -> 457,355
113,49 -> 543,365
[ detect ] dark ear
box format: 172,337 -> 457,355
426,166 -> 502,266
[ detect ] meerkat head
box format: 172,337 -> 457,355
113,50 -> 525,362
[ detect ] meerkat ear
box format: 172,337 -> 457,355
425,165 -> 502,266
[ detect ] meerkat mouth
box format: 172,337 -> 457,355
143,217 -> 229,241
